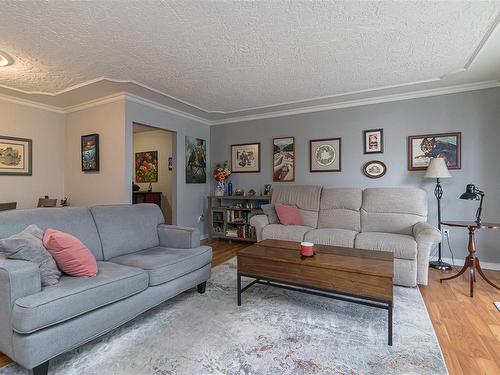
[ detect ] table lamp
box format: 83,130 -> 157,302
460,184 -> 485,224
424,157 -> 452,270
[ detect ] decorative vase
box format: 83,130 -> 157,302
227,181 -> 233,196
215,181 -> 225,196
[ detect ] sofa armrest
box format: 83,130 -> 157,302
249,215 -> 269,242
412,222 -> 442,285
0,257 -> 41,358
157,225 -> 200,249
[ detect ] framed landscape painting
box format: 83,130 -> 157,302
231,142 -> 260,173
273,137 -> 295,182
310,138 -> 341,172
0,136 -> 32,176
407,132 -> 461,170
185,136 -> 207,184
135,150 -> 158,182
363,128 -> 383,154
81,134 -> 99,172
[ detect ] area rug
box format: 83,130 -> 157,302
1,259 -> 447,375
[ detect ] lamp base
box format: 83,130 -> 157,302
429,260 -> 452,271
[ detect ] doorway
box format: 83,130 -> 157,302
132,123 -> 175,224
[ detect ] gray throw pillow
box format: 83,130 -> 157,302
0,224 -> 61,286
261,204 -> 280,224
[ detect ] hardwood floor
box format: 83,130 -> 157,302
2,239 -> 498,374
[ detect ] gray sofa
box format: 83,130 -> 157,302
0,204 -> 212,375
250,186 -> 441,287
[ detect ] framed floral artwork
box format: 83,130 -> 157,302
230,143 -> 260,173
363,128 -> 383,154
0,136 -> 32,176
273,137 -> 295,182
135,150 -> 158,182
309,138 -> 341,172
81,134 -> 99,172
407,132 -> 461,170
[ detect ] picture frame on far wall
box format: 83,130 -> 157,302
407,132 -> 461,171
363,128 -> 383,154
310,138 -> 341,172
273,137 -> 295,182
0,135 -> 32,176
230,142 -> 261,173
81,134 -> 99,172
185,136 -> 207,184
135,150 -> 158,182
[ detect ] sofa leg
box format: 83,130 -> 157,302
30,361 -> 49,375
197,281 -> 207,294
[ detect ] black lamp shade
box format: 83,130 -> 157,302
460,184 -> 480,200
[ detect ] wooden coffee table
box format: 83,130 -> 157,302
237,239 -> 394,345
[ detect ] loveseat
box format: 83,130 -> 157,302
0,204 -> 211,375
250,186 -> 441,287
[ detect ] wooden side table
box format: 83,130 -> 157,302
440,221 -> 500,297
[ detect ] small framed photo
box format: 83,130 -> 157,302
362,160 -> 387,179
363,129 -> 383,154
310,138 -> 341,172
231,143 -> 260,173
273,137 -> 295,182
0,136 -> 32,176
168,157 -> 173,171
81,134 -> 99,172
407,132 -> 461,170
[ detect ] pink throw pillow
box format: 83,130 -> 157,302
274,204 -> 303,226
43,229 -> 98,277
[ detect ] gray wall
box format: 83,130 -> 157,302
211,87 -> 500,264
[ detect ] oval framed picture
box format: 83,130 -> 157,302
362,160 -> 387,179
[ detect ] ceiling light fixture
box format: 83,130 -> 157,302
0,51 -> 13,67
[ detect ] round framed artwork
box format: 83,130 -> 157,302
362,160 -> 387,178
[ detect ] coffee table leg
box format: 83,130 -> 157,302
237,272 -> 242,306
388,301 -> 393,346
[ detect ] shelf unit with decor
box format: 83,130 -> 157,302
207,195 -> 271,242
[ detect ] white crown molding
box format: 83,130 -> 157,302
0,92 -> 64,113
63,92 -> 127,113
210,80 -> 500,125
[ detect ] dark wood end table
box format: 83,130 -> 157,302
440,221 -> 500,297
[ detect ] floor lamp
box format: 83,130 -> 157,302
425,157 -> 452,270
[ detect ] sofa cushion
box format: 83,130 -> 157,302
12,261 -> 148,334
318,188 -> 362,232
110,246 -> 212,286
355,232 -> 417,260
275,204 -> 303,226
262,224 -> 313,242
304,228 -> 358,248
90,204 -> 164,259
271,185 -> 322,228
0,207 -> 104,260
361,188 -> 427,235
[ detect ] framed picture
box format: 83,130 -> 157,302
135,150 -> 158,182
273,137 -> 295,182
81,134 -> 99,172
231,142 -> 260,173
185,136 -> 207,183
362,160 -> 387,178
309,138 -> 341,172
0,136 -> 32,176
363,128 -> 383,154
407,132 -> 461,170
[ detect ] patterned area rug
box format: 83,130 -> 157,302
1,259 -> 447,375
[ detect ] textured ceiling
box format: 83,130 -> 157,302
0,1 -> 499,119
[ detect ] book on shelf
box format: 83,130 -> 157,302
226,210 -> 250,223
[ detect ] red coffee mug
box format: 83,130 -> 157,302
300,241 -> 315,257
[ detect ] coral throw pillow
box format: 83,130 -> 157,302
274,204 -> 303,226
43,229 -> 98,277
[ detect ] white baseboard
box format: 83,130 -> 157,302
431,256 -> 500,271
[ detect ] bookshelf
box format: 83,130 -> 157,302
208,195 -> 271,242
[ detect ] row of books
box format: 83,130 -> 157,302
226,225 -> 256,239
226,210 -> 250,223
